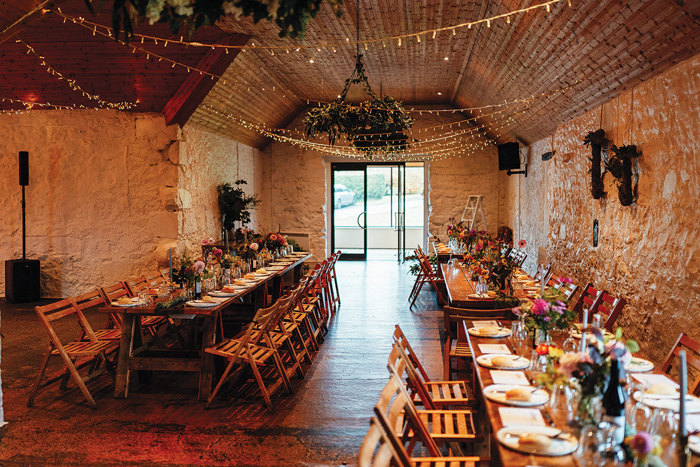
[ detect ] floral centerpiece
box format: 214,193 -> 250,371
173,250 -> 213,289
537,327 -> 639,425
263,232 -> 288,253
624,431 -> 665,467
445,218 -> 479,252
513,283 -> 577,343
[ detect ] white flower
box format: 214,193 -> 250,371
222,1 -> 240,15
260,0 -> 280,19
167,0 -> 194,16
145,0 -> 166,25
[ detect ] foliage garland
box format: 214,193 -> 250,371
303,54 -> 414,156
85,0 -> 342,41
606,144 -> 641,206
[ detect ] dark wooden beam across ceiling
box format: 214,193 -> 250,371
162,34 -> 249,127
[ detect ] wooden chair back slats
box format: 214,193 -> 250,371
126,276 -> 150,295
554,280 -> 578,302
146,271 -> 166,286
374,370 -> 441,457
393,325 -> 431,383
100,282 -> 132,302
596,292 -> 626,331
358,417 -> 413,467
572,283 -> 603,321
73,289 -> 106,312
661,333 -> 700,396
507,249 -> 527,267
34,299 -> 98,344
417,254 -> 446,305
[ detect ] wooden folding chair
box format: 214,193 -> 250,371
127,276 -> 150,295
592,291 -> 626,331
390,337 -> 472,409
553,278 -> 578,303
289,275 -> 323,351
358,417 -> 482,467
28,299 -> 119,408
376,369 -> 477,454
443,306 -> 513,336
660,333 -> 700,396
205,300 -> 292,410
412,253 -> 446,307
146,271 -> 167,287
507,248 -> 527,268
444,320 -> 474,384
572,283 -> 604,322
73,289 -> 121,341
328,251 -> 341,309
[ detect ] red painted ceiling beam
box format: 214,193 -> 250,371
162,33 -> 249,127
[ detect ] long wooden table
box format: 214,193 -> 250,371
440,263 -> 523,308
100,253 -> 311,401
465,319 -> 578,466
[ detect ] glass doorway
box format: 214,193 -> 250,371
331,162 -> 424,261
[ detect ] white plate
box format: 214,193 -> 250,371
483,385 -> 549,407
571,329 -> 615,340
111,299 -> 144,307
625,356 -> 654,373
632,391 -> 700,413
690,435 -> 700,456
497,425 -> 578,457
468,327 -> 512,338
185,300 -> 220,308
476,354 -> 530,370
467,294 -> 495,300
209,291 -> 237,297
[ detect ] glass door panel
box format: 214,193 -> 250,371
331,164 -> 367,260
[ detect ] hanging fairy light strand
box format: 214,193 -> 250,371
15,38 -> 138,110
50,0 -> 568,52
41,7 -> 586,116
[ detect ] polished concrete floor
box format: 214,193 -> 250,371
0,260 -> 445,465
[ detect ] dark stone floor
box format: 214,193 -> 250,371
0,260 -> 444,466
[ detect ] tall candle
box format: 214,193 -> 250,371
679,350 -> 688,466
169,248 -> 173,282
580,308 -> 589,352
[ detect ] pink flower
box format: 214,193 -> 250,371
531,298 -> 550,315
560,277 -> 574,284
474,242 -> 483,252
518,239 -> 527,248
631,432 -> 654,455
558,352 -> 589,378
606,340 -> 632,366
249,242 -> 259,251
193,261 -> 205,273
213,248 -> 223,260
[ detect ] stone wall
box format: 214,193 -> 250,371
0,111 -> 179,297
176,123 -> 263,253
507,55 -> 700,362
259,109 -> 511,260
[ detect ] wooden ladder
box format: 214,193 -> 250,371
460,195 -> 487,231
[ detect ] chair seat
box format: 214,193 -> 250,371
285,311 -> 308,322
93,328 -> 122,341
450,340 -> 472,358
205,339 -> 275,364
142,316 -> 166,327
412,457 -> 479,467
423,381 -> 472,406
54,340 -> 119,356
398,410 -> 476,442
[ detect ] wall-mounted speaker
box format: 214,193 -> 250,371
497,143 -> 520,171
19,151 -> 29,186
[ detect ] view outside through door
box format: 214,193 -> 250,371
333,164 -> 424,260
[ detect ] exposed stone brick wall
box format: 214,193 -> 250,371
176,123 -> 263,253
507,55 -> 700,362
0,111 -> 179,297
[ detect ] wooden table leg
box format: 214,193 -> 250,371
198,314 -> 217,401
115,313 -> 136,398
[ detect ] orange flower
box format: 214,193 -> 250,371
535,343 -> 550,356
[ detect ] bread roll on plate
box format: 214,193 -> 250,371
647,383 -> 677,396
518,433 -> 552,450
491,356 -> 519,367
479,326 -> 502,336
506,387 -> 533,401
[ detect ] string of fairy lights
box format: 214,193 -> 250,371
1,1 -> 582,159
48,2 -> 575,112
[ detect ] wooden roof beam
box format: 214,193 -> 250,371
162,33 -> 250,127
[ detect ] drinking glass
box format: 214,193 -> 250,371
562,329 -> 577,353
578,425 -> 602,464
651,408 -> 677,439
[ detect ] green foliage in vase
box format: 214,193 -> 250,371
217,180 -> 260,231
85,0 -> 342,41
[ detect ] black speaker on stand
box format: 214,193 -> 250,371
5,151 -> 41,303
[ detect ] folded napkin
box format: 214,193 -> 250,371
155,296 -> 186,310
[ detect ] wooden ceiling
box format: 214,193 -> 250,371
2,1 -> 699,149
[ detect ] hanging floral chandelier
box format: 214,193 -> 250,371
303,0 -> 413,156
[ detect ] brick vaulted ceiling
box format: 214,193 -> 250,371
1,1 -> 699,149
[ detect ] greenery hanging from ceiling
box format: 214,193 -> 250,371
85,0 -> 343,41
303,54 -> 414,156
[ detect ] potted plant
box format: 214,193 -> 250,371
217,180 -> 260,239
